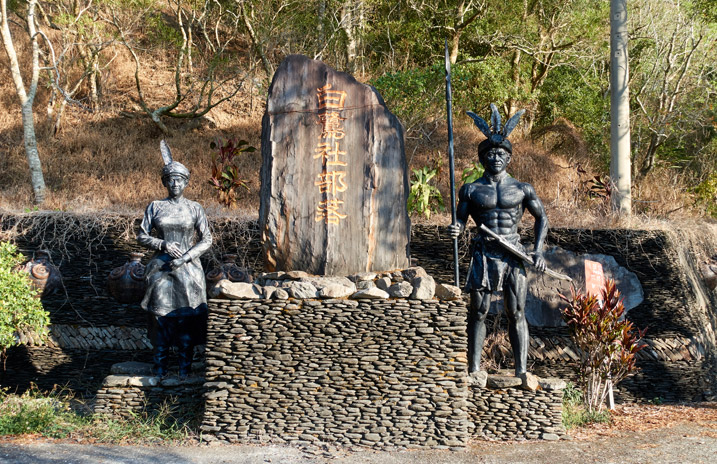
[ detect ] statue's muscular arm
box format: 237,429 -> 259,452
453,183 -> 473,235
522,182 -> 548,271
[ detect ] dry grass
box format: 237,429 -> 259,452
403,113 -> 702,230
0,17 -> 263,214
0,105 -> 263,212
0,21 -> 705,228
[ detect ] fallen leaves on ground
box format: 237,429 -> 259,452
571,402 -> 717,440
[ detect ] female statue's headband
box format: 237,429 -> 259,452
467,104 -> 525,156
159,140 -> 190,180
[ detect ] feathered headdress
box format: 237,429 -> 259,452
466,104 -> 524,155
159,140 -> 190,179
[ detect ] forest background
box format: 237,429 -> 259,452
1,0 -> 716,227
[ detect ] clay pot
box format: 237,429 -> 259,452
107,252 -> 146,304
206,254 -> 252,286
14,250 -> 63,297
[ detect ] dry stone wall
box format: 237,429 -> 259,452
2,346 -> 152,394
0,214 -> 262,328
201,298 -> 470,448
42,325 -> 151,350
469,386 -> 565,441
198,298 -> 570,448
540,229 -> 709,338
532,359 -> 713,403
94,362 -> 204,419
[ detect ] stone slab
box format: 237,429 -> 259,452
259,54 -> 410,275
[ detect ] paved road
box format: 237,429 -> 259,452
2,421 -> 716,464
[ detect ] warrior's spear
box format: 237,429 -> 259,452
445,41 -> 459,286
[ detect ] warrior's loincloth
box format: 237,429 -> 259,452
465,233 -> 525,292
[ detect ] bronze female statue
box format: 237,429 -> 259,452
138,141 -> 212,378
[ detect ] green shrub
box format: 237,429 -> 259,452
146,12 -> 183,48
563,381 -> 582,405
0,386 -> 88,438
536,66 -> 610,161
461,162 -> 484,184
0,242 -> 50,363
450,59 -> 518,112
692,172 -> 717,218
407,166 -> 444,218
370,65 -> 444,131
562,382 -> 611,429
0,386 -> 193,443
370,58 -> 516,132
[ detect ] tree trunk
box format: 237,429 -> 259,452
89,52 -> 100,108
449,1 -> 483,65
451,0 -> 466,65
151,109 -> 171,135
53,97 -> 68,136
639,132 -> 662,178
187,17 -> 193,75
610,0 -> 631,217
1,0 -> 47,204
21,102 -> 46,204
317,0 -> 326,46
507,1 -> 527,119
342,1 -> 365,72
507,49 -> 522,125
343,3 -> 356,71
75,44 -> 98,109
449,30 -> 460,65
241,4 -> 273,77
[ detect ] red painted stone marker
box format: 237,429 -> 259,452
585,259 -> 605,301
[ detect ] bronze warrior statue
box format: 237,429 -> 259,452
138,141 -> 212,378
449,104 -> 548,379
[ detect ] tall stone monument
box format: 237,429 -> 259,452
260,55 -> 411,275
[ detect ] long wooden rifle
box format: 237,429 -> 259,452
479,224 -> 572,282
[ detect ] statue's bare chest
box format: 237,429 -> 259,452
466,180 -> 524,211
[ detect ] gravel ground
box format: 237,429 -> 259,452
1,404 -> 716,464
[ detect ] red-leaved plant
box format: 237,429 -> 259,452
560,279 -> 646,412
209,138 -> 255,207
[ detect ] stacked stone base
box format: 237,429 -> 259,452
470,384 -> 565,441
94,366 -> 567,447
200,298 -> 470,449
93,362 -> 204,419
92,301 -> 569,448
195,298 -> 567,448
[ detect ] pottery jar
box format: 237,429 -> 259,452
14,249 -> 63,297
205,254 -> 252,286
107,252 -> 146,304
